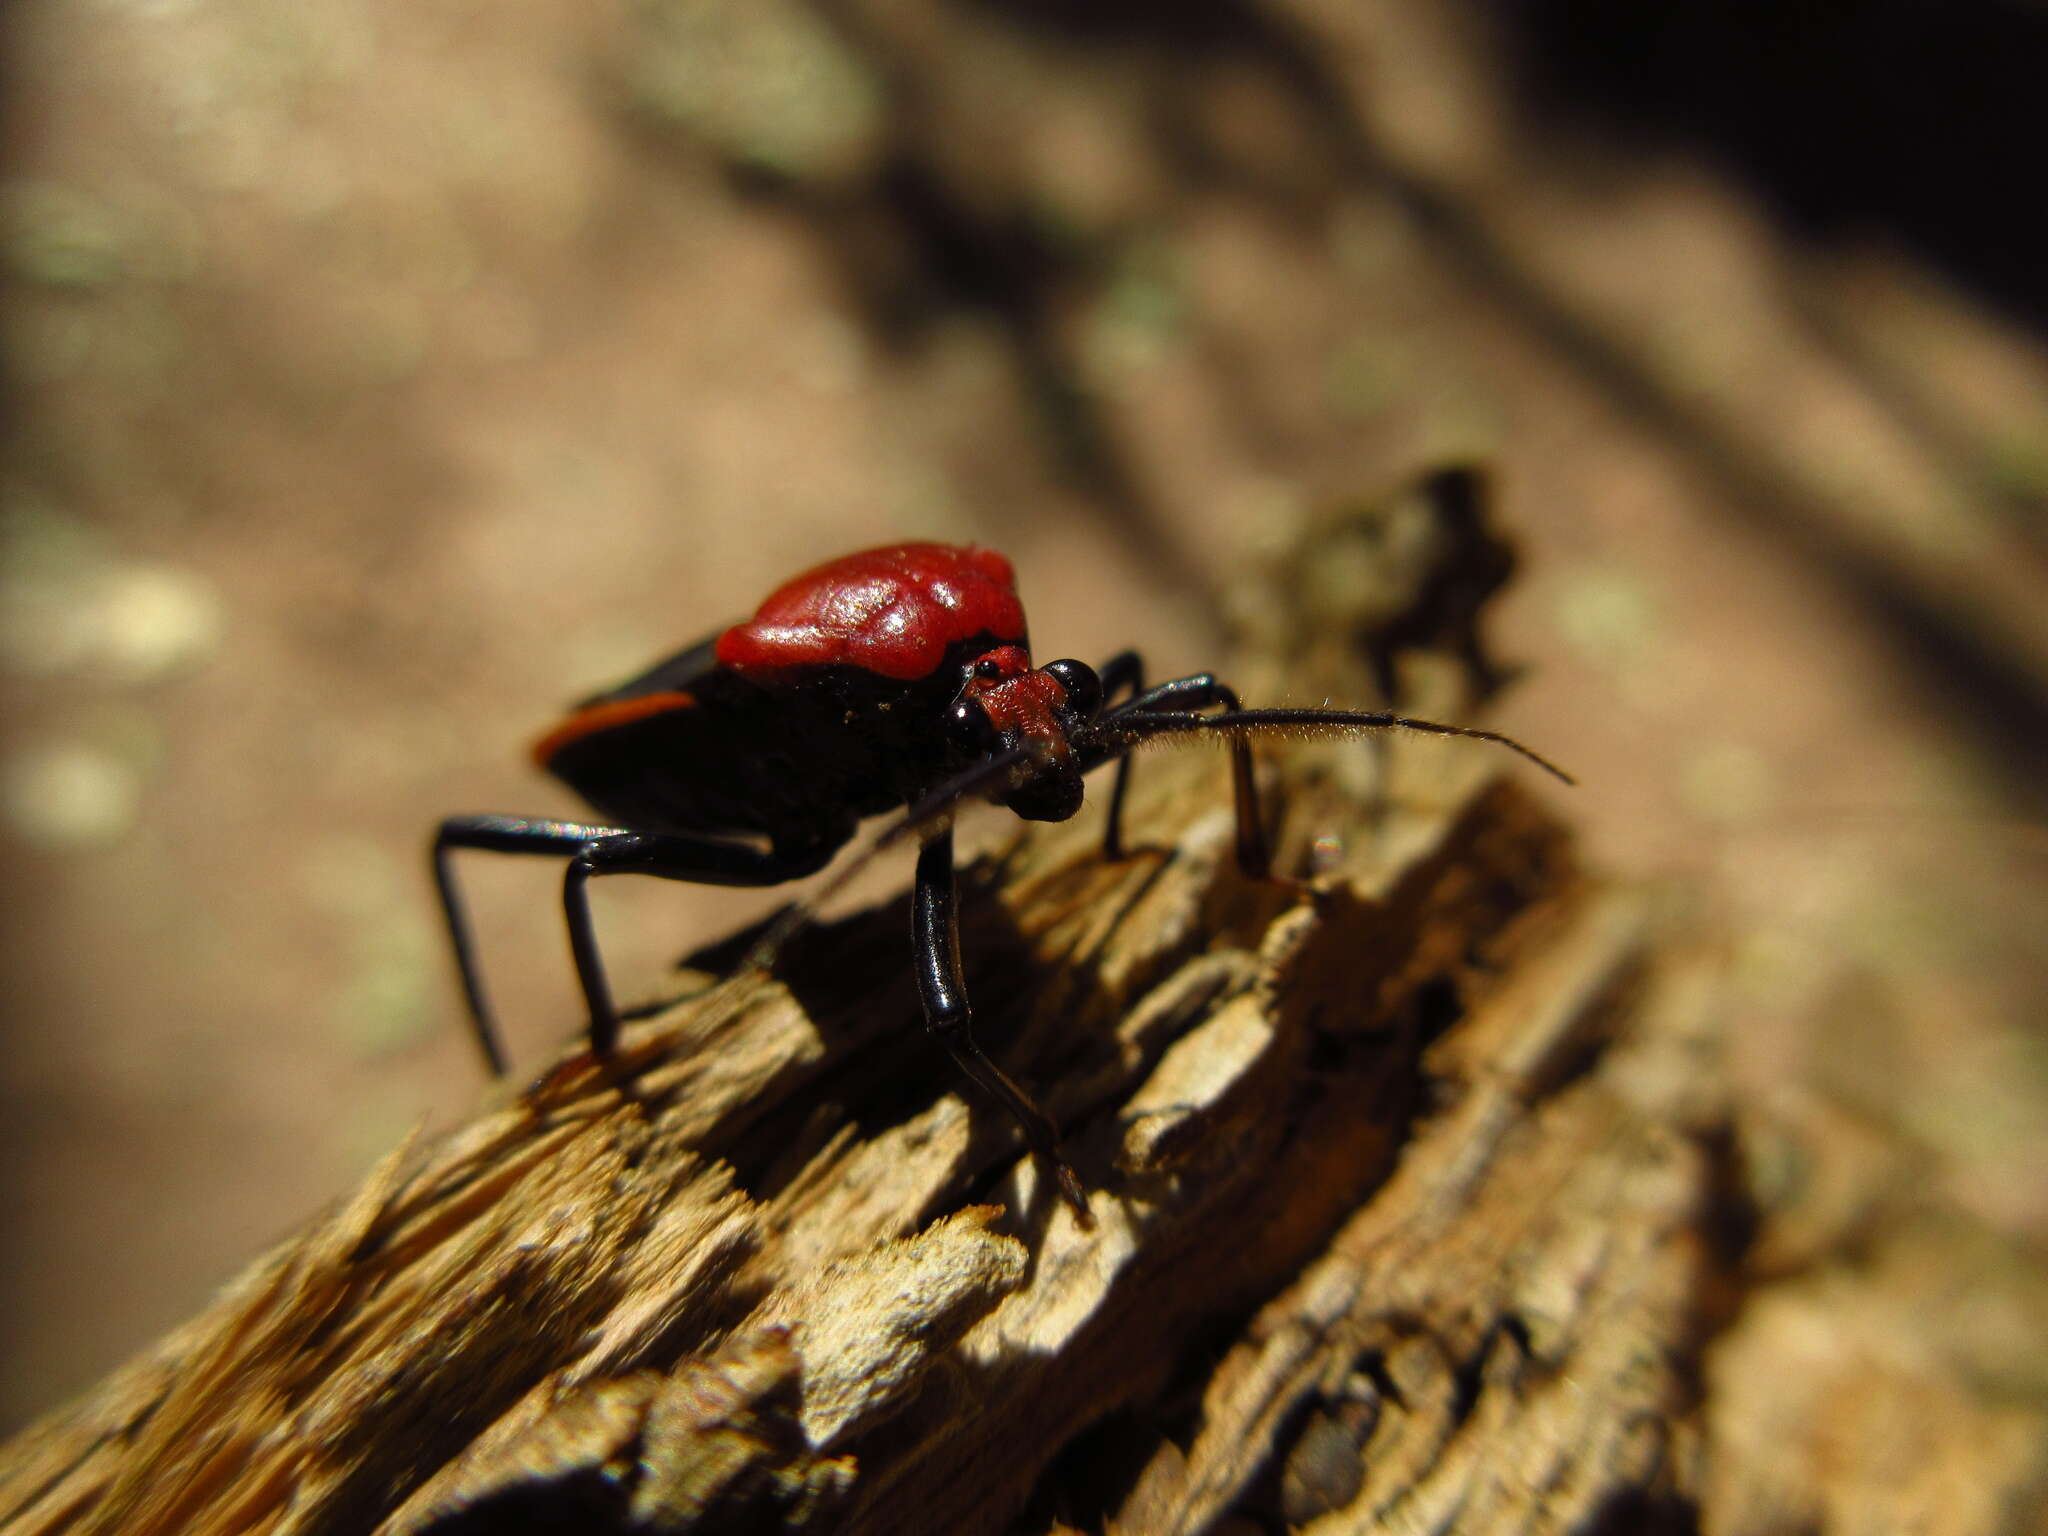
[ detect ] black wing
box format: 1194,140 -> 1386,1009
572,629 -> 731,709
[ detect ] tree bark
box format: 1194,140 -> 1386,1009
1,483 -> 2037,1536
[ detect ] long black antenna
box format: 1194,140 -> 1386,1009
1089,706 -> 1576,785
739,700 -> 1572,978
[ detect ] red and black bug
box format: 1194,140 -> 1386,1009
433,541 -> 1570,1220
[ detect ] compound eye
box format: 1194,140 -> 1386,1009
946,698 -> 998,756
1042,658 -> 1102,720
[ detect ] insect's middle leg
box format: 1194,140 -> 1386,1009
912,825 -> 1090,1223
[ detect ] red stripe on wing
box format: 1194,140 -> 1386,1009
530,690 -> 697,769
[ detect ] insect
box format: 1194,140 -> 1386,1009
433,541 -> 1571,1221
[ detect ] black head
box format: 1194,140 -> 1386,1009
944,650 -> 1102,822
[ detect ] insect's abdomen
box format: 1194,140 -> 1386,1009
534,618 -> 1014,845
534,678 -> 797,839
537,661 -> 931,847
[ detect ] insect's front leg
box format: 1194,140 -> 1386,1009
1092,650 -> 1144,860
912,825 -> 1091,1223
1091,669 -> 1270,878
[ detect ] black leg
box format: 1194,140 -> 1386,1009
913,825 -> 1091,1223
434,815 -> 832,1073
435,816 -> 631,1075
1091,672 -> 1270,878
558,830 -> 834,1055
1092,651 -> 1144,860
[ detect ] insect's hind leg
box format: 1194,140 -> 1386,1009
912,825 -> 1090,1224
435,815 -> 833,1076
435,815 -> 634,1076
561,830 -> 837,1056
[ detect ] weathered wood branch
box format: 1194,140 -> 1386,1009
2,488 -> 2037,1536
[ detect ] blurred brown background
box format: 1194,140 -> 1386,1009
3,0 -> 2044,1433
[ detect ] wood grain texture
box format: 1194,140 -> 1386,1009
2,488 -> 2038,1536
